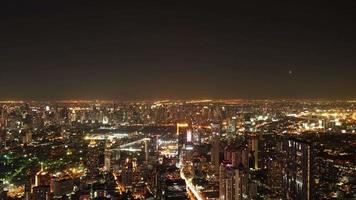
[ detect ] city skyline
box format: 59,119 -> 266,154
1,100 -> 355,200
1,1 -> 355,200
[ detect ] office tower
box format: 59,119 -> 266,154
53,177 -> 74,197
282,139 -> 314,200
105,148 -> 122,172
210,122 -> 221,173
69,110 -> 77,123
122,160 -> 134,190
104,150 -> 112,171
211,132 -> 220,171
224,146 -> 237,166
0,105 -> 8,128
243,113 -> 252,132
266,155 -> 284,193
35,166 -> 51,187
229,116 -> 237,134
192,158 -> 202,177
192,130 -> 201,144
248,135 -> 259,169
219,162 -> 246,200
219,162 -> 228,200
224,146 -> 247,169
87,140 -> 104,174
176,123 -> 189,157
33,185 -> 50,200
22,130 -> 32,145
144,139 -> 149,163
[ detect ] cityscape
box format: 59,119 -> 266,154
0,100 -> 355,199
1,1 -> 356,200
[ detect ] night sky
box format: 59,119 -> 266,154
1,1 -> 355,100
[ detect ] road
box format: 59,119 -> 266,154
179,155 -> 205,200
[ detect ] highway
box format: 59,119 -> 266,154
179,155 -> 205,200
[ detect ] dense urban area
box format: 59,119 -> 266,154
0,100 -> 355,200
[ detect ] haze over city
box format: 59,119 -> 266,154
1,1 -> 355,100
0,1 -> 355,200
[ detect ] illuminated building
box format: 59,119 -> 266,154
35,164 -> 51,187
228,116 -> 237,139
0,128 -> 5,149
219,162 -> 247,200
163,179 -> 187,200
104,150 -> 112,171
176,123 -> 189,157
266,155 -> 284,193
192,130 -> 201,144
248,135 -> 259,169
0,100 -> 354,200
144,139 -> 149,163
86,141 -> 105,174
122,160 -> 134,190
53,177 -> 74,197
192,158 -> 202,177
282,139 -> 314,200
33,185 -> 50,200
104,149 -> 121,172
224,145 -> 249,169
243,113 -> 253,132
103,116 -> 109,124
0,105 -> 8,128
187,130 -> 192,143
211,131 -> 220,171
210,121 -> 221,173
22,130 -> 32,145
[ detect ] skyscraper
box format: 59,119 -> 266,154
211,132 -> 220,172
219,162 -> 246,200
282,139 -> 314,200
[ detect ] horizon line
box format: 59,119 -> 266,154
0,98 -> 355,103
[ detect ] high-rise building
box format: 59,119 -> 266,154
211,132 -> 220,171
87,140 -> 104,174
0,105 -> 8,128
22,130 -> 32,145
243,113 -> 252,132
248,135 -> 259,169
35,170 -> 51,187
176,123 -> 189,157
104,150 -> 112,171
122,160 -> 134,190
52,177 -> 74,197
229,116 -> 237,135
266,156 -> 284,193
33,185 -> 50,200
219,162 -> 247,200
282,139 -> 314,200
104,149 -> 122,172
0,128 -> 6,150
224,145 -> 249,169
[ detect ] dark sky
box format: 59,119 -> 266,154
1,1 -> 355,100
